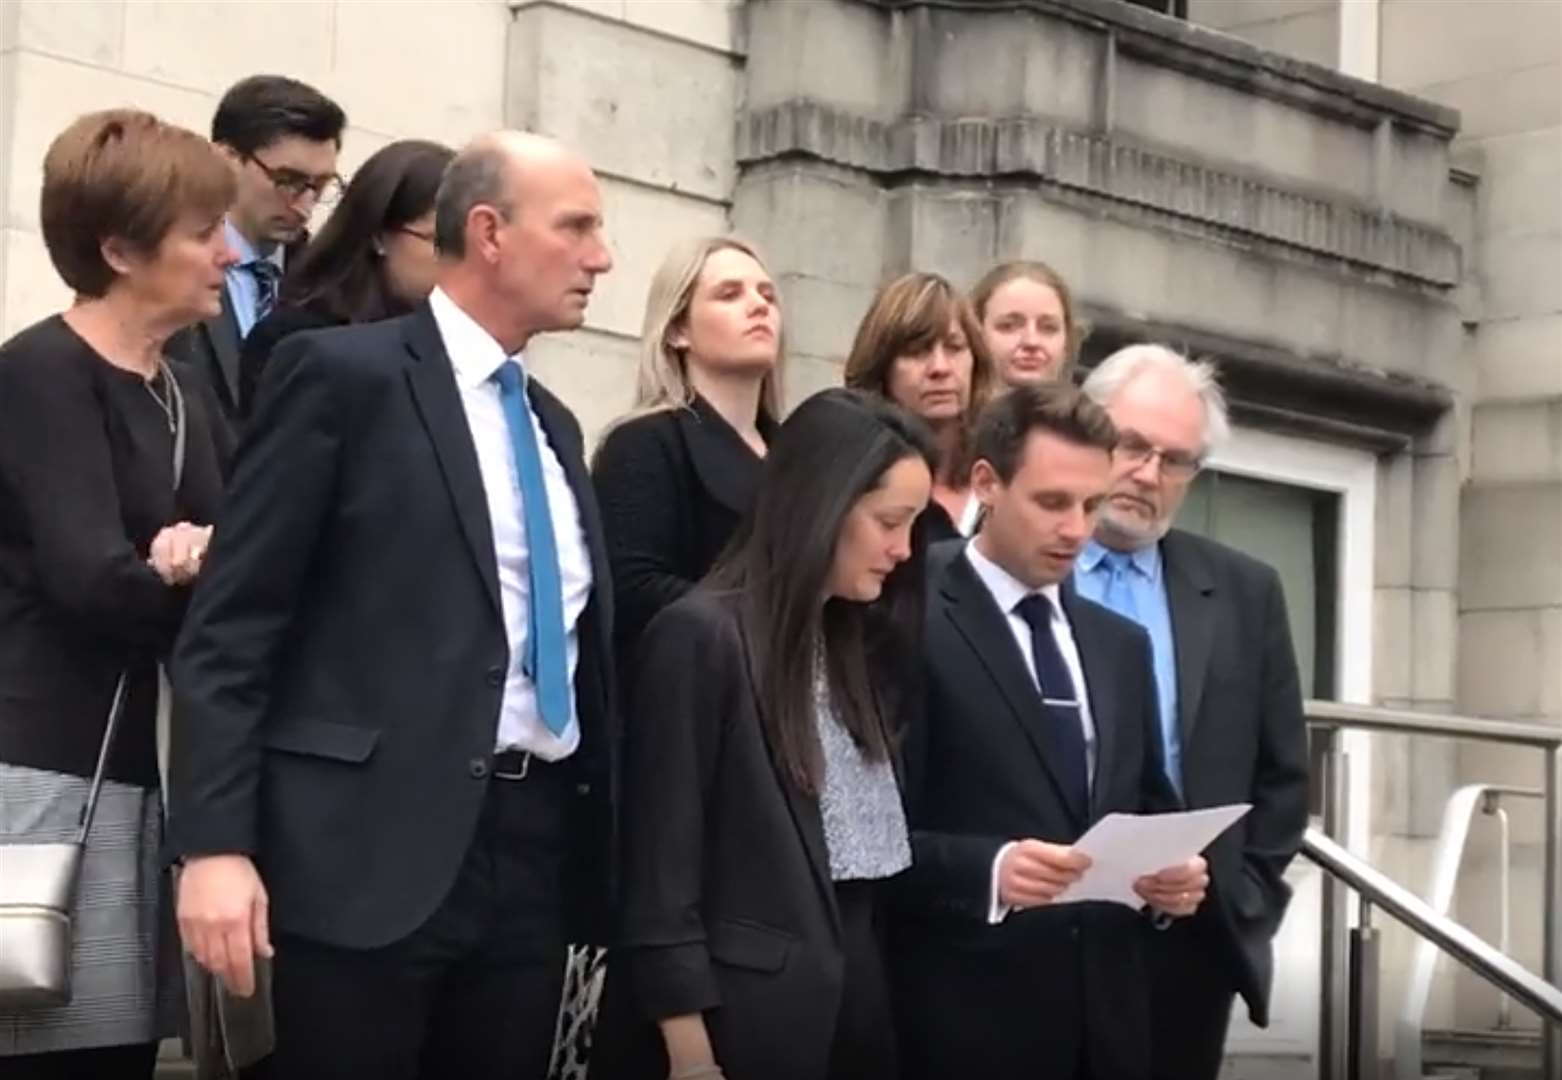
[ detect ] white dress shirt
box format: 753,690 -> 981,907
962,540 -> 1096,922
429,287 -> 593,760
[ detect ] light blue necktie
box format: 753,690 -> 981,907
1100,550 -> 1141,623
492,362 -> 571,736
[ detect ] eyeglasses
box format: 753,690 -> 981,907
1115,431 -> 1204,481
244,152 -> 344,205
395,226 -> 436,244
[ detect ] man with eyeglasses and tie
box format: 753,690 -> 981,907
891,383 -> 1207,1080
1077,345 -> 1308,1080
167,131 -> 618,1078
170,75 -> 346,435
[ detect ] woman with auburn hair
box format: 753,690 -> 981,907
238,138 -> 455,417
594,388 -> 936,1080
0,109 -> 235,1077
970,259 -> 1083,387
592,234 -> 785,655
844,271 -> 994,543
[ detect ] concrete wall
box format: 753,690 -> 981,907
1186,0 -> 1340,69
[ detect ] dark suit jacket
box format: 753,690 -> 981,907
891,541 -> 1179,1080
237,302 -> 341,420
1157,528 -> 1308,1025
167,283 -> 244,439
591,396 -> 771,657
593,589 -> 866,1080
167,303 -> 618,949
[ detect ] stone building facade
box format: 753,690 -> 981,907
1,0 -> 1556,1069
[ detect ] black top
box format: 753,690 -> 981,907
591,395 -> 773,659
0,315 -> 231,786
238,302 -> 342,419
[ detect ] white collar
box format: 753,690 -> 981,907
428,286 -> 525,390
964,539 -> 1064,620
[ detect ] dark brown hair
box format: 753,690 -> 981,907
709,389 -> 938,794
211,75 -> 346,155
40,109 -> 234,298
970,259 -> 1085,374
972,383 -> 1118,483
843,272 -> 995,485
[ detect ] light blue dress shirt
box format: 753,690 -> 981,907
1075,538 -> 1182,796
222,219 -> 283,339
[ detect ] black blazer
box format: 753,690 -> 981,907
593,589 -> 866,1080
591,397 -> 771,656
891,541 -> 1179,1080
0,316 -> 230,787
1158,528 -> 1308,1025
237,302 -> 341,420
168,304 -> 618,950
166,281 -> 244,440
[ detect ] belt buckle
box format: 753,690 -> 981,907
494,751 -> 532,781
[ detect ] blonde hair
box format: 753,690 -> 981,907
629,235 -> 785,421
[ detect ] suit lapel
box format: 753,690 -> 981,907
203,287 -> 243,407
1161,531 -> 1216,748
733,612 -> 842,940
941,554 -> 1086,830
400,305 -> 503,619
1062,583 -> 1120,821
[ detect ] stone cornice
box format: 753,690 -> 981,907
866,0 -> 1460,137
738,99 -> 1461,288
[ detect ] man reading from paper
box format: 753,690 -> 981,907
890,383 -> 1207,1080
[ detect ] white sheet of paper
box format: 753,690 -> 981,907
1056,803 -> 1252,909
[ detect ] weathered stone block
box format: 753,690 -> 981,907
1221,7 -> 1339,70
622,0 -> 740,54
1381,0 -> 1562,93
1459,483 -> 1562,610
1411,454 -> 1461,589
785,352 -> 845,410
1374,586 -> 1414,702
1187,0 -> 1332,33
1472,128 -> 1562,240
1376,452 -> 1415,589
743,0 -> 902,120
1476,314 -> 1562,401
17,0 -> 124,68
121,0 -> 334,95
1471,399 -> 1562,485
1411,588 -> 1458,703
588,178 -> 728,340
885,185 -> 998,291
1458,607 -> 1562,719
510,3 -> 736,202
526,326 -> 638,445
775,272 -> 876,365
4,52 -> 211,232
0,226 -> 68,340
732,162 -> 886,286
334,1 -> 507,145
1479,228 -> 1562,323
1414,62 -> 1562,142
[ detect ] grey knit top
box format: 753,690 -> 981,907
813,674 -> 912,883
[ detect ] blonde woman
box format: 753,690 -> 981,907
844,271 -> 995,543
971,259 -> 1084,387
553,237 -> 784,1080
591,234 -> 785,654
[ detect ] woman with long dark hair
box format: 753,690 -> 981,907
237,138 -> 453,414
593,388 -> 936,1080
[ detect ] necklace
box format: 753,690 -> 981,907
143,371 -> 175,434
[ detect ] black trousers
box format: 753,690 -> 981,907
4,1043 -> 158,1080
1148,912 -> 1237,1080
260,767 -> 569,1080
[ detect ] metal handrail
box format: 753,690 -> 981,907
1305,702 -> 1562,1080
1303,828 -> 1562,1024
1306,699 -> 1562,748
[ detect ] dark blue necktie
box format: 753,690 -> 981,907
247,259 -> 281,323
1014,593 -> 1089,818
492,362 -> 571,736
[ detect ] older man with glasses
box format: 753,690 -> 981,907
169,74 -> 346,434
1078,345 -> 1308,1080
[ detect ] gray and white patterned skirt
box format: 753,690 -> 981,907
0,762 -> 181,1055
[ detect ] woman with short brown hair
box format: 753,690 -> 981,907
844,271 -> 995,542
0,109 -> 236,1077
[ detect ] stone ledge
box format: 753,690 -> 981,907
738,99 -> 1461,287
867,0 -> 1460,136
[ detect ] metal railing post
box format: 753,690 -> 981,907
1545,746 -> 1561,1080
1319,726 -> 1352,1080
1350,896 -> 1381,1080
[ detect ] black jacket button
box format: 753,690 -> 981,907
486,665 -> 505,687
469,758 -> 489,779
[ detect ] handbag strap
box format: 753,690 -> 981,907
75,671 -> 130,845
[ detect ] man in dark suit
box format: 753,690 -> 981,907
894,384 -> 1210,1080
168,131 -> 617,1079
167,75 -> 346,433
1078,345 -> 1308,1080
